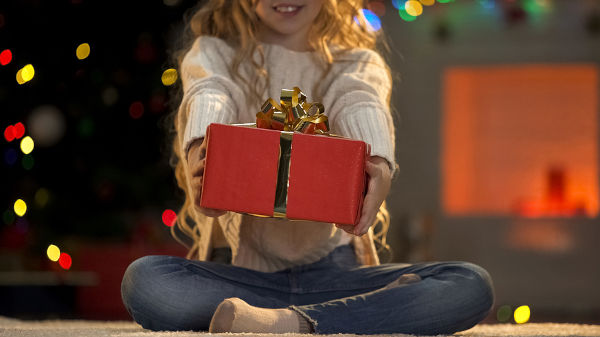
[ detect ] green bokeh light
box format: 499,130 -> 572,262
22,154 -> 34,170
497,305 -> 512,322
399,9 -> 417,21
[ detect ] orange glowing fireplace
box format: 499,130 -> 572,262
442,64 -> 599,218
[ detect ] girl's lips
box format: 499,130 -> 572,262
272,4 -> 303,16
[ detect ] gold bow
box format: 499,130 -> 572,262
256,87 -> 329,134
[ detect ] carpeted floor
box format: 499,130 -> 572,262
1,316 -> 599,336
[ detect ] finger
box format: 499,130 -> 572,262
354,177 -> 380,236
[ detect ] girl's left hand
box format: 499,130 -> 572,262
335,156 -> 392,236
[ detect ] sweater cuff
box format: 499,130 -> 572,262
335,105 -> 397,176
182,93 -> 236,156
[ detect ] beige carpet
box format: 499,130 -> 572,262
1,316 -> 599,336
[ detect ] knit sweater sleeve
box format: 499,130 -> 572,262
324,49 -> 397,175
179,36 -> 244,155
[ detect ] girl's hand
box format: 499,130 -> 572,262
187,137 -> 227,218
336,156 -> 392,236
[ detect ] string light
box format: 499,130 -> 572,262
3,209 -> 15,225
496,305 -> 512,322
161,68 -> 178,86
357,8 -> 382,31
14,199 -> 27,217
399,9 -> 417,21
405,0 -> 423,16
22,154 -> 34,170
0,49 -> 12,66
162,209 -> 177,227
21,64 -> 34,81
35,188 -> 50,208
13,122 -> 25,139
20,136 -> 34,154
58,252 -> 72,270
76,43 -> 91,60
514,305 -> 531,324
129,101 -> 144,119
4,148 -> 17,165
4,125 -> 15,142
47,244 -> 60,262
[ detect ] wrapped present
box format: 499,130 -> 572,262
199,87 -> 369,225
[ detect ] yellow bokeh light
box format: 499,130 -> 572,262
21,64 -> 35,82
35,188 -> 50,207
47,244 -> 60,262
76,43 -> 91,60
405,0 -> 423,16
161,68 -> 178,86
21,136 -> 34,154
514,305 -> 531,324
419,0 -> 435,5
14,199 -> 27,217
16,68 -> 25,84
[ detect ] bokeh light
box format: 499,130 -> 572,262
162,209 -> 177,227
21,64 -> 35,82
28,105 -> 66,147
514,305 -> 531,324
4,125 -> 15,142
102,87 -> 119,106
4,148 -> 17,166
0,49 -> 12,66
20,136 -> 34,154
437,0 -> 454,3
59,252 -> 72,269
22,154 -> 34,170
14,199 -> 27,217
47,244 -> 60,262
13,122 -> 25,139
405,0 -> 423,16
359,8 -> 382,31
399,9 -> 417,21
419,0 -> 434,5
76,43 -> 91,60
161,68 -> 178,86
496,305 -> 512,322
391,0 -> 403,9
35,188 -> 50,208
129,101 -> 144,119
16,69 -> 25,84
368,1 -> 386,17
3,209 -> 15,225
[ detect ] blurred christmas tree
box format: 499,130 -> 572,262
1,0 -> 196,271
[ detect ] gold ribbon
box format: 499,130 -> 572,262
256,87 -> 329,135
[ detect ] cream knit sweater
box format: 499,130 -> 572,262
179,36 -> 396,272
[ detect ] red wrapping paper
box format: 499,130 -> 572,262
200,123 -> 369,225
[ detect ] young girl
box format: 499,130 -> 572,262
121,0 -> 494,334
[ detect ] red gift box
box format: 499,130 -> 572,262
200,123 -> 369,225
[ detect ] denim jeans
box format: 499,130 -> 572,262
121,245 -> 494,335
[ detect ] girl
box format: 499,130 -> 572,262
121,0 -> 494,334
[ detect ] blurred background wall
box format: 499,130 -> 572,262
1,0 -> 598,324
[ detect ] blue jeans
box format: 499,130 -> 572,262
121,245 -> 494,335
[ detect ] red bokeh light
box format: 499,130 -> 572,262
4,125 -> 15,142
162,209 -> 177,227
59,252 -> 72,270
13,122 -> 25,139
129,101 -> 144,119
0,49 -> 11,66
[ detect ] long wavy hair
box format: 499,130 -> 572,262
168,0 -> 394,261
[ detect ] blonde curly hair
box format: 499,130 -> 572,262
169,0 -> 393,261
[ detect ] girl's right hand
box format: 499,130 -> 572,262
187,137 -> 227,218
